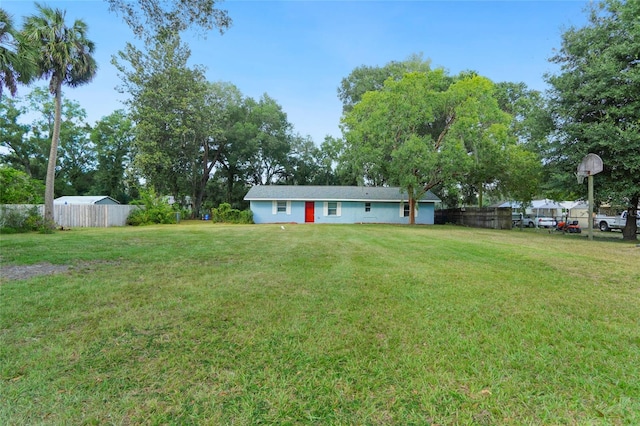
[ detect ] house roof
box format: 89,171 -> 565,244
493,201 -> 522,208
560,201 -> 588,210
530,199 -> 564,209
54,196 -> 120,205
244,186 -> 441,203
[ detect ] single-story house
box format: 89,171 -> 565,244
244,186 -> 441,225
54,196 -> 120,205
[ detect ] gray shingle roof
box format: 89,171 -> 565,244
244,186 -> 441,202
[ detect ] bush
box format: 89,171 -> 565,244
126,207 -> 149,226
127,189 -> 177,226
211,203 -> 253,224
0,206 -> 49,234
238,209 -> 253,224
175,207 -> 191,223
0,167 -> 45,204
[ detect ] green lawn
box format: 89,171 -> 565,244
1,223 -> 639,425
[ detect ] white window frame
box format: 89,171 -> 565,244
399,202 -> 418,218
272,200 -> 291,215
365,202 -> 371,212
323,201 -> 341,217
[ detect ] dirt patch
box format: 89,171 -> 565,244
1,260 -> 122,282
0,263 -> 73,282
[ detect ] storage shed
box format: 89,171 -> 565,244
54,196 -> 120,205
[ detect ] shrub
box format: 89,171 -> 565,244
211,203 -> 253,224
0,206 -> 48,234
175,207 -> 191,223
0,167 -> 45,204
127,189 -> 177,226
126,207 -> 149,226
238,209 -> 253,224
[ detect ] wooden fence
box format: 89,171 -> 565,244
1,204 -> 141,228
435,207 -> 512,230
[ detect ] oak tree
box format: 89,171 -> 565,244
105,0 -> 231,39
546,0 -> 640,240
338,53 -> 434,114
90,110 -> 135,202
342,70 -> 513,224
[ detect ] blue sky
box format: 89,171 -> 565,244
4,0 -> 590,143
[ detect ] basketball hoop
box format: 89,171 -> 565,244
577,153 -> 603,178
577,153 -> 603,242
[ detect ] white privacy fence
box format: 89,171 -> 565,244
1,204 -> 141,227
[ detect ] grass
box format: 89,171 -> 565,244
1,223 -> 639,425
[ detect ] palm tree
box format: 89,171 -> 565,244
0,8 -> 35,99
22,4 -> 97,225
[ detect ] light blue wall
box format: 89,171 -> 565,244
250,201 -> 305,223
250,201 -> 436,225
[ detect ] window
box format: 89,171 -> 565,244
399,202 -> 418,218
365,202 -> 371,212
272,200 -> 291,215
328,202 -> 338,216
323,201 -> 341,217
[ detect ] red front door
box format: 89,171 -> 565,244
305,202 -> 314,223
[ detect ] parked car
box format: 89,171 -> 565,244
512,213 -> 535,228
535,216 -> 557,228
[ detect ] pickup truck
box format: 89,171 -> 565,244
595,211 -> 640,232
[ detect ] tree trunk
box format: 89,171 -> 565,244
409,194 -> 416,225
226,171 -> 234,204
622,195 -> 639,241
193,188 -> 201,219
193,138 -> 209,219
44,83 -> 62,228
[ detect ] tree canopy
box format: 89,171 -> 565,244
105,0 -> 231,39
337,53 -> 434,114
1,8 -> 38,100
0,166 -> 45,204
90,110 -> 135,203
113,33 -> 302,216
341,70 -> 524,223
1,9 -> 22,98
114,35 -> 216,215
546,0 -> 640,239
